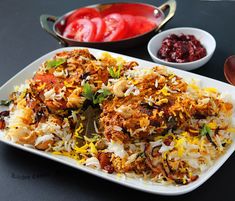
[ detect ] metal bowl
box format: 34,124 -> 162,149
40,0 -> 176,50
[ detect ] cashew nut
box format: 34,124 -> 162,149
113,80 -> 128,97
35,140 -> 54,150
34,134 -> 54,150
67,88 -> 85,108
115,105 -> 133,118
18,132 -> 37,145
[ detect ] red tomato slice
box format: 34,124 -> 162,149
33,73 -> 57,84
91,17 -> 106,42
121,15 -> 156,39
33,73 -> 63,91
63,22 -> 78,39
63,19 -> 96,42
103,13 -> 126,42
121,14 -> 136,38
66,8 -> 100,25
131,16 -> 156,36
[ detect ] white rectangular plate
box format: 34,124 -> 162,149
0,47 -> 234,195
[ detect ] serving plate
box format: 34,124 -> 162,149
0,47 -> 234,195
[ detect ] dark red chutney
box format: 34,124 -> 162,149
157,34 -> 207,63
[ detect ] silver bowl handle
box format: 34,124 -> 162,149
157,0 -> 177,30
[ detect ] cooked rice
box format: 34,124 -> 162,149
1,49 -> 234,185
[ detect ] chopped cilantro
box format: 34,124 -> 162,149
82,83 -> 111,104
93,89 -> 111,104
82,82 -> 93,101
200,124 -> 217,148
45,58 -> 66,69
138,152 -> 146,158
108,64 -> 122,79
0,100 -> 12,106
200,124 -> 212,136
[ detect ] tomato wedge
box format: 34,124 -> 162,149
103,13 -> 126,42
63,19 -> 96,42
122,15 -> 156,39
33,73 -> 57,85
121,14 -> 136,38
131,16 -> 156,36
66,8 -> 100,25
33,73 -> 63,92
91,17 -> 106,42
63,21 -> 77,39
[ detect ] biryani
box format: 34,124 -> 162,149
0,49 -> 234,185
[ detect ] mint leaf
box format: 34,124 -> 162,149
93,89 -> 111,104
97,89 -> 111,96
108,67 -> 116,78
82,83 -> 111,104
46,58 -> 66,69
82,82 -> 93,101
200,124 -> 217,148
0,100 -> 12,106
200,124 -> 212,136
117,64 -> 122,77
108,64 -> 122,79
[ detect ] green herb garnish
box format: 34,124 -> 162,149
108,64 -> 122,79
45,58 -> 66,69
82,83 -> 111,104
138,152 -> 146,158
200,124 -> 217,148
200,124 -> 212,136
0,100 -> 12,106
93,89 -> 111,104
82,82 -> 93,101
